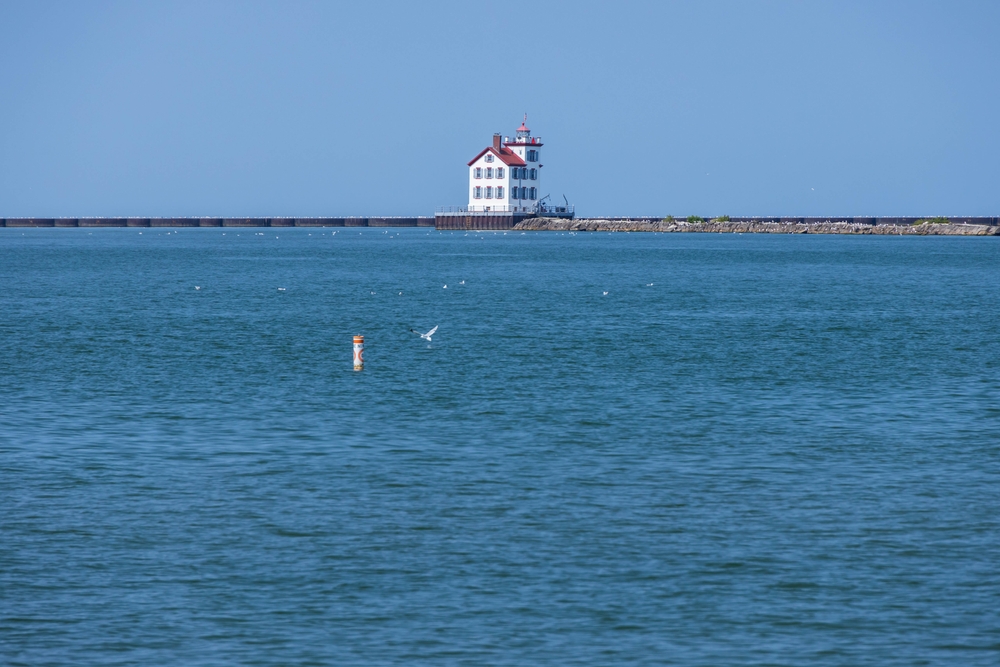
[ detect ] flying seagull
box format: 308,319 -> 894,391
410,325 -> 438,342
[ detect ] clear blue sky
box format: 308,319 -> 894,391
2,1 -> 998,217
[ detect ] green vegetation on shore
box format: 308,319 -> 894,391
913,216 -> 950,225
687,215 -> 705,223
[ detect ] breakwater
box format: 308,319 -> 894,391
515,217 -> 1000,235
4,216 -> 999,235
434,212 -> 537,231
0,217 -> 435,228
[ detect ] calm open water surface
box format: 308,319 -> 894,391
2,228 -> 999,666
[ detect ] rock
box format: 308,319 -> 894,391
511,218 -> 1000,236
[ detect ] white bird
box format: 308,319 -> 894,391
195,286 -> 201,290
410,325 -> 438,342
603,291 -> 609,295
443,284 -> 448,289
459,280 -> 465,285
277,287 -> 286,292
646,283 -> 654,287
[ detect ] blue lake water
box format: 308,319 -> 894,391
2,228 -> 999,665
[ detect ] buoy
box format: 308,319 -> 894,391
353,335 -> 364,371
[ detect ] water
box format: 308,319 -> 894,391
2,228 -> 998,665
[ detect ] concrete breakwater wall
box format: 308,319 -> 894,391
0,217 -> 435,228
434,212 -> 537,231
515,218 -> 1000,236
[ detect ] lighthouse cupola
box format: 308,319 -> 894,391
515,115 -> 531,141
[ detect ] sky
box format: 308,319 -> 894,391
1,0 -> 999,217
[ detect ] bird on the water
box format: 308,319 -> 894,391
410,326 -> 439,342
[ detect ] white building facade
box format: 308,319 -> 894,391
467,117 -> 542,212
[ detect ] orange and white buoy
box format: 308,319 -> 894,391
353,335 -> 364,371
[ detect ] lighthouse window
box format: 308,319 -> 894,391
511,188 -> 519,200
496,167 -> 504,179
474,186 -> 482,199
519,187 -> 527,200
485,167 -> 493,179
485,154 -> 494,163
474,168 -> 482,179
529,187 -> 537,200
527,150 -> 538,162
485,186 -> 493,199
529,168 -> 537,180
496,186 -> 504,198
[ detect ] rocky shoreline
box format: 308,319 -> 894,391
515,218 -> 1000,236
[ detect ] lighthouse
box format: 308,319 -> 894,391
467,115 -> 542,213
434,115 -> 572,229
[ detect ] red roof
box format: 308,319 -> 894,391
467,146 -> 526,167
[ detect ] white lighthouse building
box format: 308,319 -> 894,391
467,116 -> 543,212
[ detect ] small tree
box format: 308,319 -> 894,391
715,215 -> 731,222
687,215 -> 705,223
662,215 -> 674,223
